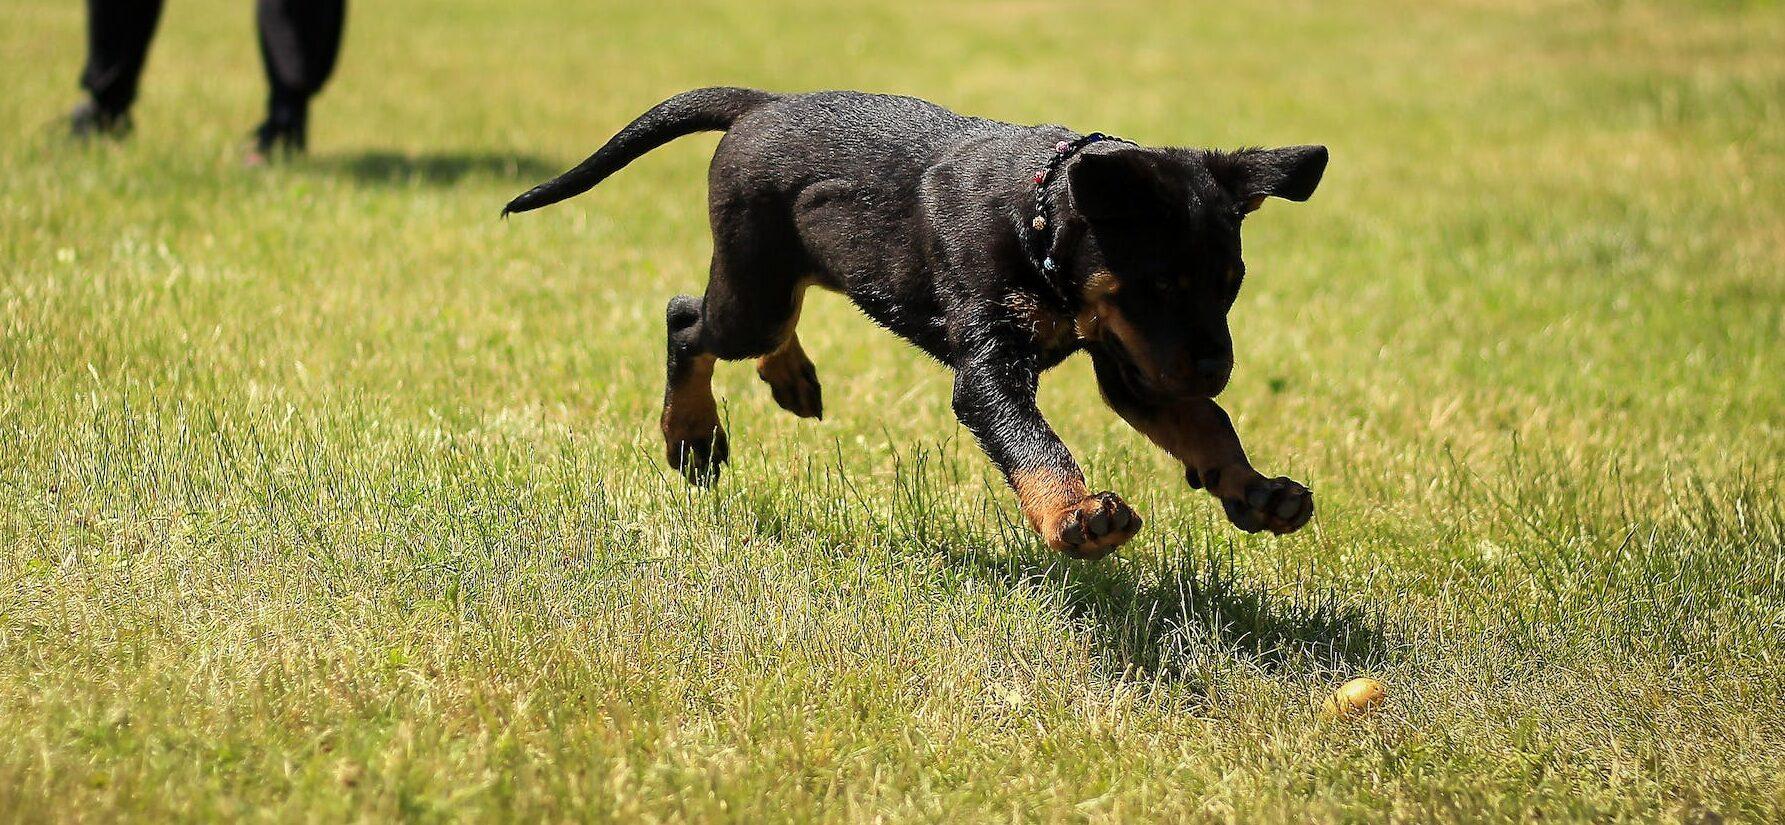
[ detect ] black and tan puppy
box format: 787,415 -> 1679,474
505,88 -> 1326,559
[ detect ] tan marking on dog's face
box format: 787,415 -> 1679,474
1076,277 -> 1167,384
1083,270 -> 1119,301
1100,306 -> 1165,376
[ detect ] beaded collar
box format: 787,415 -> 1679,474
1023,131 -> 1134,288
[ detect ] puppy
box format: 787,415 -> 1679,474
505,88 -> 1326,559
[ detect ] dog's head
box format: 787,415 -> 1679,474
1065,144 -> 1327,400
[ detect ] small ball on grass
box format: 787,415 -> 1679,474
1321,677 -> 1387,719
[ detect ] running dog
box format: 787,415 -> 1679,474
504,87 -> 1327,559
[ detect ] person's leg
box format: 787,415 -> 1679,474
72,0 -> 166,136
252,0 -> 346,155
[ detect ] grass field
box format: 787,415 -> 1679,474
3,0 -> 1782,820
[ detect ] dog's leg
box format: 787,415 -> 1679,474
753,293 -> 822,420
662,295 -> 727,484
1090,350 -> 1313,534
659,195 -> 809,484
952,353 -> 1141,559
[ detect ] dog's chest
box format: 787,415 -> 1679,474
1002,291 -> 1086,362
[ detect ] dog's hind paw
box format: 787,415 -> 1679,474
1044,491 -> 1142,560
666,427 -> 729,486
757,345 -> 823,420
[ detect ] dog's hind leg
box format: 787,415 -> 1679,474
754,296 -> 822,420
662,295 -> 728,483
659,198 -> 811,483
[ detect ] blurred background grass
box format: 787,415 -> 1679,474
1,0 -> 1781,820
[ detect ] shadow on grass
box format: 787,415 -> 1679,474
729,486 -> 1394,683
694,442 -> 1397,685
956,541 -> 1396,682
307,151 -> 561,186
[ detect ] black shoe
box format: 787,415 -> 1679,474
246,121 -> 306,166
246,94 -> 309,165
69,99 -> 131,140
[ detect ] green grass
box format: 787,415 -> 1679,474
2,0 -> 1782,820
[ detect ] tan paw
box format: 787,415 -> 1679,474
662,422 -> 728,485
756,351 -> 823,419
1041,491 -> 1142,560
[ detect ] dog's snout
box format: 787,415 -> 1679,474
1194,358 -> 1229,380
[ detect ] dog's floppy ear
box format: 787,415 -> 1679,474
1068,149 -> 1176,224
1210,145 -> 1328,212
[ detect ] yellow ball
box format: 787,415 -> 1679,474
1322,677 -> 1387,718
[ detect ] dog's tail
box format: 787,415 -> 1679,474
502,87 -> 779,217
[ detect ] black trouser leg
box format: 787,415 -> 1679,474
254,0 -> 346,150
81,0 -> 167,115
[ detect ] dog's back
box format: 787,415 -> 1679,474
505,88 -> 1011,218
717,91 -> 1000,191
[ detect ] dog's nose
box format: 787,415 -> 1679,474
1194,359 -> 1229,381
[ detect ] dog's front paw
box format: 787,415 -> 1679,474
1043,491 -> 1142,560
1214,474 -> 1313,535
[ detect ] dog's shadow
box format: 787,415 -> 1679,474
668,434 -> 1395,688
726,463 -> 1395,684
955,536 -> 1395,683
307,150 -> 560,186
